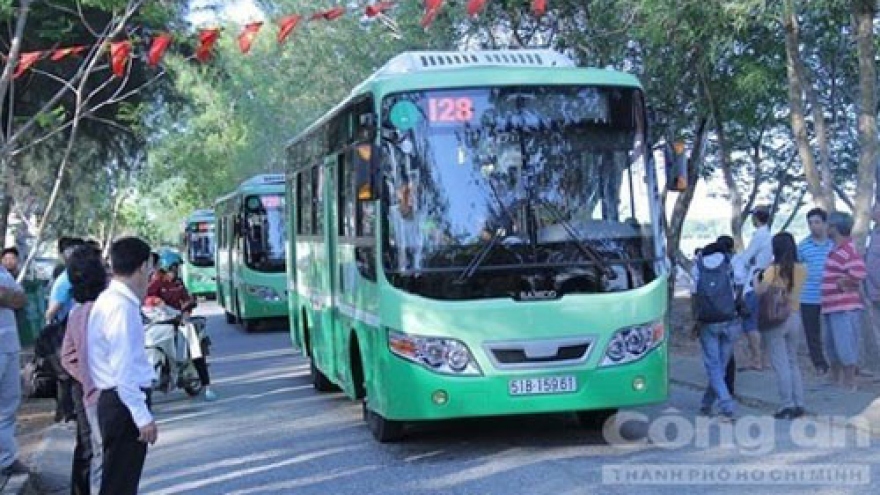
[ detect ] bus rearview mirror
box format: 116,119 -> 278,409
665,141 -> 688,192
355,143 -> 379,202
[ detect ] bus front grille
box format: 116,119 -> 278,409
483,337 -> 594,370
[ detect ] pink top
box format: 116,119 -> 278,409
61,302 -> 98,407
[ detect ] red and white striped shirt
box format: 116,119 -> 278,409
821,239 -> 867,314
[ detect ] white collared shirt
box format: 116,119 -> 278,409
87,279 -> 155,428
733,225 -> 773,294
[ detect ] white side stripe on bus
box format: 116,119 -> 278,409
337,303 -> 380,327
296,287 -> 379,327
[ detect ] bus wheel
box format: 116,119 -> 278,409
310,357 -> 336,392
243,318 -> 259,333
575,408 -> 618,430
362,400 -> 404,443
224,311 -> 236,324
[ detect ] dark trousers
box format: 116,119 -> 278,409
800,304 -> 829,371
56,377 -> 74,422
70,382 -> 92,495
725,352 -> 736,396
98,390 -> 149,495
193,357 -> 211,386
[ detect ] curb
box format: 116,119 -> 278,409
671,377 -> 880,437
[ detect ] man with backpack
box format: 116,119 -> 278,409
693,241 -> 742,420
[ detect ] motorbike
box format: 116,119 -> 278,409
143,303 -> 211,397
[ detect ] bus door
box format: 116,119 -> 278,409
320,156 -> 342,382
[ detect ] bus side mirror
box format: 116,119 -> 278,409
233,217 -> 242,237
665,141 -> 688,192
354,143 -> 379,202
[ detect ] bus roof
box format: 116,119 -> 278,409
214,173 -> 285,207
186,209 -> 215,222
285,50 -> 642,151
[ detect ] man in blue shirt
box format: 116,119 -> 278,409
797,208 -> 832,375
45,237 -> 84,325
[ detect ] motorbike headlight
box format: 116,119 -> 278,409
600,320 -> 665,367
245,284 -> 282,302
388,330 -> 482,376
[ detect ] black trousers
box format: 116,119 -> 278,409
98,390 -> 150,495
56,377 -> 75,422
800,304 -> 829,371
193,357 -> 211,386
70,381 -> 92,495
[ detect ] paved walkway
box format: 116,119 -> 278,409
8,345 -> 880,494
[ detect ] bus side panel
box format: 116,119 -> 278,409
334,244 -> 379,400
285,179 -> 301,351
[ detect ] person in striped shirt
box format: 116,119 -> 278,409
821,212 -> 867,391
797,208 -> 833,375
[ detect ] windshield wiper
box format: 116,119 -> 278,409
533,199 -> 617,280
456,227 -> 506,283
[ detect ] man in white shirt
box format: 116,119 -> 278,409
733,206 -> 774,370
88,237 -> 156,495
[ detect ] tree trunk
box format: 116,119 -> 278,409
851,0 -> 880,372
851,0 -> 878,246
0,179 -> 11,245
783,0 -> 835,212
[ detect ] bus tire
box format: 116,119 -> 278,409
225,311 -> 236,324
310,359 -> 336,392
575,408 -> 618,430
362,400 -> 404,443
243,318 -> 259,333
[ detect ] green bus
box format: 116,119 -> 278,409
215,174 -> 289,331
180,209 -> 217,298
285,50 -> 673,442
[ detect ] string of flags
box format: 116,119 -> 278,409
5,0 -> 550,79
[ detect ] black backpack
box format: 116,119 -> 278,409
694,255 -> 737,323
34,319 -> 69,381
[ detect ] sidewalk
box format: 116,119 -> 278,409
670,352 -> 880,435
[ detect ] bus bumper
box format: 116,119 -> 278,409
374,344 -> 668,421
239,292 -> 289,319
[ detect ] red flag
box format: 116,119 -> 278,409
366,1 -> 395,18
532,0 -> 547,17
50,46 -> 86,62
277,14 -> 302,44
147,33 -> 173,67
310,6 -> 346,21
467,0 -> 489,17
13,51 -> 42,78
109,41 -> 131,77
421,0 -> 444,28
196,28 -> 220,63
238,22 -> 263,54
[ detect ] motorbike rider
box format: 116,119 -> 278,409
147,258 -> 216,401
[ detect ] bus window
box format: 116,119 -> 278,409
244,194 -> 287,272
186,224 -> 215,267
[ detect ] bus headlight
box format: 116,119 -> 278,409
245,284 -> 282,302
599,321 -> 664,367
388,330 -> 482,376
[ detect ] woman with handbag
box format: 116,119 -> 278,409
754,232 -> 807,420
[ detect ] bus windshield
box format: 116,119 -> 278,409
186,222 -> 215,267
380,86 -> 658,301
243,194 -> 287,273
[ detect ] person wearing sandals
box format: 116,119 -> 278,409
754,233 -> 807,419
821,212 -> 867,391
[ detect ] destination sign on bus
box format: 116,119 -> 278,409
260,194 -> 284,209
428,97 -> 475,124
190,222 -> 213,232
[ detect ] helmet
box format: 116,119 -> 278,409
157,248 -> 182,270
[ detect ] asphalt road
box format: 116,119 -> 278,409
137,302 -> 880,495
